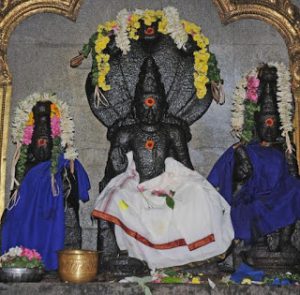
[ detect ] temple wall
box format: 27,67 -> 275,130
6,0 -> 291,250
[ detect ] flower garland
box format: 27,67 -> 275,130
231,63 -> 294,150
11,93 -> 78,192
231,68 -> 260,142
269,62 -> 294,144
81,7 -> 221,100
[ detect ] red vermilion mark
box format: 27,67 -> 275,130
265,118 -> 274,127
37,138 -> 48,147
144,27 -> 155,36
144,97 -> 156,107
145,139 -> 155,150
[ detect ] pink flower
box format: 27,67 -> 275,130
20,247 -> 42,261
22,125 -> 34,145
51,116 -> 61,138
247,76 -> 260,88
246,76 -> 260,103
246,88 -> 258,102
31,249 -> 42,260
112,25 -> 119,34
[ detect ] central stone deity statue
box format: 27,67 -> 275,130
73,7 -> 231,274
92,56 -> 233,273
100,56 -> 193,185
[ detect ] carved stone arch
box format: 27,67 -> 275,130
0,0 -> 300,215
0,0 -> 83,214
212,0 -> 300,87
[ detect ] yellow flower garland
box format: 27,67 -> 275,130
93,9 -> 212,99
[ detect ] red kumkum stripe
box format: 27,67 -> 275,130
92,210 -> 215,250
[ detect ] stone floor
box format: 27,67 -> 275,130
1,272 -> 300,295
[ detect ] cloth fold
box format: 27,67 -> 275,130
208,142 -> 300,242
93,152 -> 234,269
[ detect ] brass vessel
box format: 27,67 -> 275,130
58,249 -> 98,283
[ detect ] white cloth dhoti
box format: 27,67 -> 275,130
93,152 -> 234,269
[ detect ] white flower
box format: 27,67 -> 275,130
8,246 -> 22,256
231,68 -> 259,138
65,146 -> 78,160
0,246 -> 22,263
163,6 -> 188,49
115,9 -> 131,55
269,62 -> 293,135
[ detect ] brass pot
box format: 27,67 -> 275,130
58,249 -> 98,283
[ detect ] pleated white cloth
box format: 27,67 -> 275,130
93,152 -> 234,269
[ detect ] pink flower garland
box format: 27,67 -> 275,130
50,115 -> 61,138
22,115 -> 61,145
22,125 -> 34,145
246,76 -> 260,103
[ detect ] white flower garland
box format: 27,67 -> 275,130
231,63 -> 294,151
12,92 -> 78,160
163,6 -> 188,49
231,68 -> 257,137
269,62 -> 294,135
115,9 -> 131,55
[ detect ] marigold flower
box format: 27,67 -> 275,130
97,24 -> 105,33
196,88 -> 207,99
194,62 -> 208,74
158,17 -> 167,34
194,51 -> 210,62
26,112 -> 34,126
194,74 -> 209,85
129,30 -> 139,40
104,20 -> 118,32
51,103 -> 60,118
95,36 -> 110,53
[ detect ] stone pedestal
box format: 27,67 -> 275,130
244,241 -> 300,273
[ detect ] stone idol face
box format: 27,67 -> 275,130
133,57 -> 167,126
30,101 -> 53,163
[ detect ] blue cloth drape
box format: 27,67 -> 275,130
1,155 -> 90,270
208,142 -> 300,243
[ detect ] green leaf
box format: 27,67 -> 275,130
163,269 -> 178,276
166,196 -> 175,209
81,44 -> 91,58
161,277 -> 183,284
